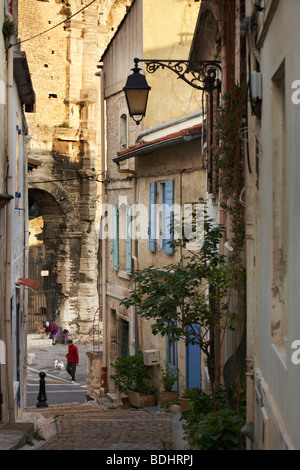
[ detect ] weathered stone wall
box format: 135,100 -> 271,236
18,0 -> 134,342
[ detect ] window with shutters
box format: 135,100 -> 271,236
112,202 -> 132,275
148,180 -> 174,255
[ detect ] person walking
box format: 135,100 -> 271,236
66,339 -> 79,383
44,321 -> 60,345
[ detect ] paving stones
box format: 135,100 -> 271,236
25,401 -> 186,450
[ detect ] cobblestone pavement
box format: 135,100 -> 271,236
22,343 -> 188,451
23,400 -> 188,451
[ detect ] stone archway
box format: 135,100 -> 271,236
28,186 -> 99,340
28,188 -> 68,332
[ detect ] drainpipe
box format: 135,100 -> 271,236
5,19 -> 15,423
136,110 -> 204,142
99,67 -> 107,394
132,178 -> 142,351
23,134 -> 30,409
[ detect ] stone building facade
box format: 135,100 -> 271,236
245,0 -> 300,450
100,0 -> 203,395
17,0 -> 133,341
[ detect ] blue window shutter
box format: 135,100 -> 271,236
163,180 -> 174,255
112,204 -> 119,271
126,204 -> 132,275
149,181 -> 157,252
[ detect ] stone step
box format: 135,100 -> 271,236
106,392 -> 117,403
25,403 -> 170,424
0,422 -> 35,450
27,333 -> 53,348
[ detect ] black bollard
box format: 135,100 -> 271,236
36,371 -> 48,408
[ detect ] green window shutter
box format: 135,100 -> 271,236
112,204 -> 119,271
126,204 -> 132,275
149,181 -> 157,252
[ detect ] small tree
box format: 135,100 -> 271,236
121,202 -> 245,435
110,350 -> 157,396
161,366 -> 178,392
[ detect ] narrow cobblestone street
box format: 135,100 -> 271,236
23,400 -> 188,451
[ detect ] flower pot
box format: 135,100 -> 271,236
121,396 -> 130,409
159,390 -> 178,408
128,390 -> 156,408
179,397 -> 191,411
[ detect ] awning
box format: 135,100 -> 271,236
13,51 -> 35,106
16,278 -> 40,290
113,123 -> 203,163
28,158 -> 42,171
0,193 -> 14,208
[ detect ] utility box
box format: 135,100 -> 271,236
143,349 -> 160,366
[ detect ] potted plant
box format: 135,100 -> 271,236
179,388 -> 199,411
109,356 -> 131,408
159,366 -> 178,408
110,350 -> 157,408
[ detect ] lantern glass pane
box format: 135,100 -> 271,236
125,89 -> 149,116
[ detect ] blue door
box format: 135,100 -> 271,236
186,325 -> 202,389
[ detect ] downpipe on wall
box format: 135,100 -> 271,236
5,22 -> 15,423
98,67 -> 108,394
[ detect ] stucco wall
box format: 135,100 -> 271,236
247,0 -> 300,449
0,4 -> 6,195
143,0 -> 202,129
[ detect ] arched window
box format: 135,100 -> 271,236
120,113 -> 128,149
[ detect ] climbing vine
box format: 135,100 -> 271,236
2,19 -> 15,39
213,83 -> 247,423
214,83 -> 246,265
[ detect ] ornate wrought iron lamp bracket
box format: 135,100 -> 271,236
133,57 -> 222,93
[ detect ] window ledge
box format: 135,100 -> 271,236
118,270 -> 131,280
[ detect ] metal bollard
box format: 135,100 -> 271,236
36,371 -> 48,408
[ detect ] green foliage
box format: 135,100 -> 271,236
110,350 -> 157,396
214,83 -> 246,265
163,398 -> 180,409
181,387 -> 246,450
121,202 -> 239,372
33,426 -> 45,441
161,366 -> 178,392
182,387 -> 201,399
24,433 -> 34,446
2,20 -> 15,38
188,408 -> 242,450
121,198 -> 246,448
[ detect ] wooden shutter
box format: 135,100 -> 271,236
126,204 -> 132,275
149,181 -> 157,252
163,180 -> 174,255
112,204 -> 119,271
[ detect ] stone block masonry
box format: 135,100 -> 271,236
18,0 -> 134,340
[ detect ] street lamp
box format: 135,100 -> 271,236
123,57 -> 222,124
123,58 -> 151,125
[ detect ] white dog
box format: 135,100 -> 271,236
54,358 -> 65,370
